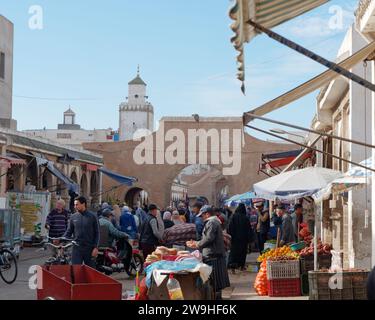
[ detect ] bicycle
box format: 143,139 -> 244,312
0,243 -> 18,284
36,237 -> 77,266
124,239 -> 143,276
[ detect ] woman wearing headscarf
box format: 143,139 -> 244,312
227,203 -> 252,272
163,211 -> 174,229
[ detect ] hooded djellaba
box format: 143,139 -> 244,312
227,203 -> 252,272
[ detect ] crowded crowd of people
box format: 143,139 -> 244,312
45,197 -> 307,270
43,196 -> 325,299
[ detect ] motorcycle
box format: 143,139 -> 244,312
96,238 -> 144,277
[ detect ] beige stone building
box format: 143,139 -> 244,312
0,128 -> 103,210
0,15 -> 16,129
84,116 -> 295,208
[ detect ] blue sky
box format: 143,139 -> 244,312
0,0 -> 359,140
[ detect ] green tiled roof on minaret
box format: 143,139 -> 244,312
128,65 -> 147,86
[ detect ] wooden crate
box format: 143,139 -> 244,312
300,254 -> 332,274
308,270 -> 370,300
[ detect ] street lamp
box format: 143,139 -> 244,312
270,128 -> 306,140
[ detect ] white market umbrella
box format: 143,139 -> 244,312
254,167 -> 343,200
313,158 -> 372,202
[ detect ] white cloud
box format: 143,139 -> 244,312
279,6 -> 355,39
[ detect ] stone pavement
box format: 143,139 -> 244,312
0,249 -> 309,300
222,253 -> 309,300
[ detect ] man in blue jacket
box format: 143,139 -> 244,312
192,202 -> 204,241
120,206 -> 138,239
64,196 -> 99,268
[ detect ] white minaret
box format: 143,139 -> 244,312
0,15 -> 16,129
119,67 -> 154,141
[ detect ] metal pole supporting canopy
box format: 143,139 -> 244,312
242,38 -> 375,123
247,20 -> 375,93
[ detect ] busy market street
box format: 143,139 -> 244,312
1,0 -> 375,304
0,247 -> 310,300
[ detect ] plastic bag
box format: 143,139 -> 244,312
329,250 -> 342,273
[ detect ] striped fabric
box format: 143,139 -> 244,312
256,0 -> 329,28
162,223 -> 197,247
229,0 -> 329,92
204,256 -> 231,291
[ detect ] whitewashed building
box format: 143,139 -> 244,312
0,15 -> 16,130
356,0 -> 375,268
119,71 -> 154,141
308,1 -> 375,269
24,108 -> 118,149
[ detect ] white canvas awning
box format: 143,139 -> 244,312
243,40 -> 375,123
230,0 -> 329,91
253,166 -> 343,200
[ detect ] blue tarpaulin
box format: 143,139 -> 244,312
99,167 -> 137,186
36,156 -> 79,193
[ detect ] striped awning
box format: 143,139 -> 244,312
0,155 -> 26,169
229,0 -> 330,92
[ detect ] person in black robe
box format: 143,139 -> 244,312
227,203 -> 251,272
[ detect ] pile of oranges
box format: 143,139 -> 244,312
257,246 -> 299,262
254,260 -> 268,296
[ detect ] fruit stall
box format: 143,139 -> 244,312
135,246 -> 213,300
254,223 -> 370,299
255,246 -> 301,297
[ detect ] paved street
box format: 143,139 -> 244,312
0,249 -> 308,300
0,248 -> 135,300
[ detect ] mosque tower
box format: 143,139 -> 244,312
119,67 -> 154,141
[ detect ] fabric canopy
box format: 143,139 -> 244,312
254,166 -> 342,200
36,156 -> 79,193
0,155 -> 26,168
263,150 -> 303,159
243,40 -> 375,122
99,167 -> 137,186
313,158 -> 372,202
229,0 -> 329,91
261,153 -> 312,170
224,191 -> 263,206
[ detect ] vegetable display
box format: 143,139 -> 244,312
299,223 -> 313,244
299,241 -> 332,257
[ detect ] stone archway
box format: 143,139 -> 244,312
90,172 -> 99,208
84,117 -> 295,208
80,173 -> 88,197
125,187 -> 148,208
70,170 -> 78,183
41,168 -> 53,191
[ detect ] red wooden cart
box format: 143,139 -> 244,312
37,265 -> 122,300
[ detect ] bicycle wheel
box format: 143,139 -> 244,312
126,253 -> 144,277
0,248 -> 18,284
